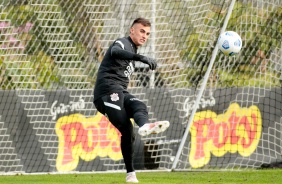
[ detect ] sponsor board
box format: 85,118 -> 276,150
189,103 -> 262,168
0,88 -> 281,172
55,113 -> 122,171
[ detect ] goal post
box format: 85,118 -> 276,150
0,0 -> 282,174
171,0 -> 237,171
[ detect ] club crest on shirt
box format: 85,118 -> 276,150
110,93 -> 119,101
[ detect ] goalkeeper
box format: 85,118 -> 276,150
93,17 -> 169,183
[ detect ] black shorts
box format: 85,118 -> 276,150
93,91 -> 148,131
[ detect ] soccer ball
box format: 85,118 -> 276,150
217,31 -> 242,56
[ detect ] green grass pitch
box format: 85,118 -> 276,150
0,169 -> 281,184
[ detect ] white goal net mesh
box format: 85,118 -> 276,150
0,0 -> 281,173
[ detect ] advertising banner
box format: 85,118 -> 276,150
0,88 -> 281,172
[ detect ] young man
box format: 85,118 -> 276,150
93,18 -> 170,183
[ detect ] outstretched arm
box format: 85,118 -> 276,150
111,42 -> 157,70
111,44 -> 142,60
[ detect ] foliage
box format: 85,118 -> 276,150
180,1 -> 282,88
0,1 -> 281,89
0,3 -> 91,90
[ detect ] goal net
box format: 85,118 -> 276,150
0,0 -> 281,173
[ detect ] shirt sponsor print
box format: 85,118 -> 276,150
124,62 -> 134,78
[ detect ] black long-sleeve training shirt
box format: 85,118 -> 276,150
94,36 -> 142,101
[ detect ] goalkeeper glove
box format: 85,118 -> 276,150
140,56 -> 157,70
